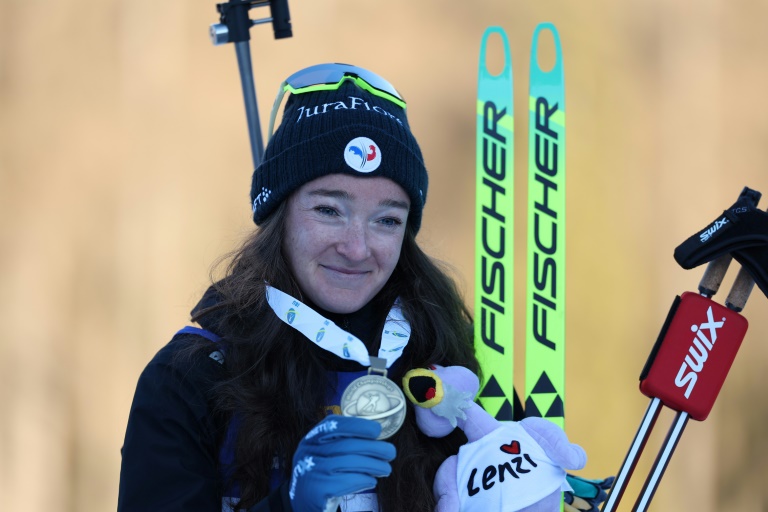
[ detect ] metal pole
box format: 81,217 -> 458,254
602,398 -> 663,512
234,40 -> 264,170
211,0 -> 292,171
632,411 -> 689,511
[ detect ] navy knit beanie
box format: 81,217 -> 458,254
250,78 -> 429,232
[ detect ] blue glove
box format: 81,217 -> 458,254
289,415 -> 396,512
564,474 -> 615,512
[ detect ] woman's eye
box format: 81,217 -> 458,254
314,206 -> 338,216
379,217 -> 404,227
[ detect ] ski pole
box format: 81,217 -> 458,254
601,254 -> 731,512
633,265 -> 755,511
604,259 -> 752,511
602,189 -> 765,511
632,261 -> 756,511
210,0 -> 292,170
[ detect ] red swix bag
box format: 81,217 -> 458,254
639,292 -> 748,421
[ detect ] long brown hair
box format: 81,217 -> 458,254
192,201 -> 479,511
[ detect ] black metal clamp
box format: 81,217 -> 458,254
210,0 -> 292,170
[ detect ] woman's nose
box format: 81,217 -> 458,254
336,223 -> 371,261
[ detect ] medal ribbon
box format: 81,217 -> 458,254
265,285 -> 410,369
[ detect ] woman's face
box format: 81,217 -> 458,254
283,174 -> 410,314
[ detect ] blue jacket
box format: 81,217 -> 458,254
118,288 -> 387,512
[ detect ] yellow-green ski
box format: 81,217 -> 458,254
525,23 -> 566,430
475,26 -> 515,421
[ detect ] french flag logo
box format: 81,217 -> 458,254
344,137 -> 382,173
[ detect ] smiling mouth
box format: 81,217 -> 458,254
323,265 -> 369,276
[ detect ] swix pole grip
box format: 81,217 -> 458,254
639,292 -> 748,421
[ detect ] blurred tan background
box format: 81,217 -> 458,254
2,0 -> 768,510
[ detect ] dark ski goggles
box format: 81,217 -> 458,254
267,63 -> 407,139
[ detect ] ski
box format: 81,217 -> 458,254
525,22 -> 566,429
475,26 -> 516,422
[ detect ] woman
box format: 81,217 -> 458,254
118,63 -> 479,511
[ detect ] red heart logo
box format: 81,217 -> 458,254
500,440 -> 521,455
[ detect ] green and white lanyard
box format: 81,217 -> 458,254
266,285 -> 410,440
265,285 -> 411,369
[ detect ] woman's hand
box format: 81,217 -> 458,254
289,415 -> 396,512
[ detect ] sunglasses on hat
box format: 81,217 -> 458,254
267,63 -> 407,139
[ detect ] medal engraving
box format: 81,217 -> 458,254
341,374 -> 406,439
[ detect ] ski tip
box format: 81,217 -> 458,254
479,26 -> 511,78
531,23 -> 563,76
